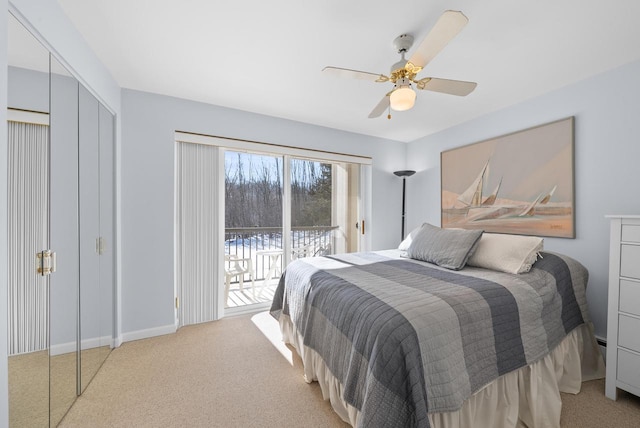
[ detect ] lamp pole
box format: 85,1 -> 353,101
393,170 -> 416,242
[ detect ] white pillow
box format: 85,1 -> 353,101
398,223 -> 425,251
466,233 -> 543,274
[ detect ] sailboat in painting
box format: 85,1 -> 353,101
456,160 -> 489,207
456,159 -> 502,209
518,185 -> 558,216
540,185 -> 557,205
518,194 -> 542,217
482,177 -> 502,206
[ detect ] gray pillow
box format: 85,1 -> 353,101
407,223 -> 483,270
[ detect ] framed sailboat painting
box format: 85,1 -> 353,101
441,117 -> 575,238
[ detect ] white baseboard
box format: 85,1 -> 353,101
50,335 -> 113,356
121,324 -> 177,343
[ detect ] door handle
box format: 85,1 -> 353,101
96,237 -> 106,255
36,250 -> 56,276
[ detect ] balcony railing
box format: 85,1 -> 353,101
224,226 -> 338,282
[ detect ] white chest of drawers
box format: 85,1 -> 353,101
606,215 -> 640,400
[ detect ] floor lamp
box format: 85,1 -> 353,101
394,170 -> 416,242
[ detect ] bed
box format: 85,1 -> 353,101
270,229 -> 605,428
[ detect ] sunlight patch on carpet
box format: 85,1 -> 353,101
251,311 -> 293,365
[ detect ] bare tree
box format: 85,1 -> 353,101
225,153 -> 331,229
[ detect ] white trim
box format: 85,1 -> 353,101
50,335 -> 113,357
216,149 -> 226,319
283,155 -> 292,266
359,165 -> 373,251
175,131 -> 372,166
49,342 -> 74,357
121,324 -> 177,343
225,302 -> 271,317
112,113 -> 123,351
173,142 -> 179,327
7,108 -> 49,125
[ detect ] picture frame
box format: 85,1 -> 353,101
441,117 -> 575,238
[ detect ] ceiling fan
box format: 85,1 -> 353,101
323,10 -> 477,119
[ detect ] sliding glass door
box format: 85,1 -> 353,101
174,132 -> 371,322
223,152 -> 362,311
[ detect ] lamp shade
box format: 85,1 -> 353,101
394,170 -> 416,177
390,86 -> 416,111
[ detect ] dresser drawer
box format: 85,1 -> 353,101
621,245 -> 640,279
618,349 -> 640,390
622,224 -> 640,243
620,280 -> 640,316
619,315 -> 640,353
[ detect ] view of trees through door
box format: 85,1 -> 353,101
224,151 -> 360,310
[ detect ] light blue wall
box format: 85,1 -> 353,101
7,66 -> 48,111
120,89 -> 407,335
406,59 -> 640,339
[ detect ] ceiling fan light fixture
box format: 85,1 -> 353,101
390,85 -> 416,111
324,10 -> 475,119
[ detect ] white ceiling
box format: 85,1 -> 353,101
56,0 -> 640,142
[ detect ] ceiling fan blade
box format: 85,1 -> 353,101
323,66 -> 389,82
408,10 -> 468,68
416,77 -> 477,96
368,95 -> 390,118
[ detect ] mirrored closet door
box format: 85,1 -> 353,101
7,14 -> 51,427
7,12 -> 116,427
49,55 -> 80,427
78,85 -> 115,394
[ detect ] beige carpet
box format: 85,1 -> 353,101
60,312 -> 640,427
9,346 -> 113,427
8,350 -> 49,427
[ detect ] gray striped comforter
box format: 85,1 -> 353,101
270,250 -> 590,428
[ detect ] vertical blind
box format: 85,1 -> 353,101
176,142 -> 220,326
8,120 -> 49,355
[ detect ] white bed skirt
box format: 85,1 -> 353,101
278,315 -> 605,428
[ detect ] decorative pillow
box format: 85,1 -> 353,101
467,233 -> 543,274
407,223 -> 483,270
398,223 -> 425,251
